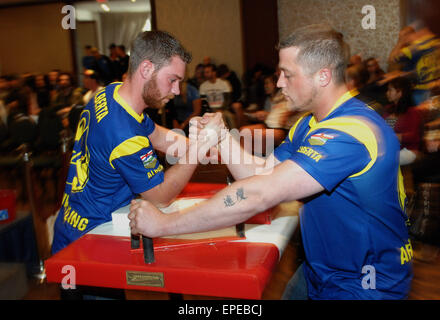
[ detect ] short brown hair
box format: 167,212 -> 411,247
127,30 -> 192,77
278,24 -> 348,84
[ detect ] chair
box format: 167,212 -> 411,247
32,109 -> 70,203
0,116 -> 38,197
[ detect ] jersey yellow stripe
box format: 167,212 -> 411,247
113,84 -> 144,123
109,136 -> 150,169
397,167 -> 407,212
288,112 -> 312,142
306,116 -> 378,177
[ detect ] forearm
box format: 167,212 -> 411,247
159,174 -> 280,236
218,131 -> 276,180
141,144 -> 198,207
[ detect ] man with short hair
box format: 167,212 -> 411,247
82,69 -> 104,105
199,64 -> 235,127
129,25 -> 413,299
52,31 -> 201,255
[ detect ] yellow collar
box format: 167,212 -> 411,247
309,90 -> 355,128
113,84 -> 144,123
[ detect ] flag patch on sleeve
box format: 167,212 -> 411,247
140,150 -> 157,169
308,133 -> 335,146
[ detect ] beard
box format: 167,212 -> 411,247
142,73 -> 174,109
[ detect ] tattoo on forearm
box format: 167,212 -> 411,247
223,188 -> 247,207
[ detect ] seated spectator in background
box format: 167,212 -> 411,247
242,63 -> 271,111
22,74 -> 41,122
48,69 -> 60,93
390,26 -> 440,105
109,43 -> 118,61
82,69 -> 104,105
365,57 -> 385,84
4,74 -> 28,125
167,81 -> 201,135
187,63 -> 205,89
388,26 -> 416,72
361,57 -> 388,106
348,54 -> 362,67
50,72 -> 83,113
383,77 -> 422,166
217,64 -> 242,103
0,76 -> 10,102
116,45 -> 129,80
108,43 -> 120,82
346,63 -> 384,115
217,63 -> 245,128
203,56 -> 212,66
0,76 -> 10,125
199,64 -> 235,127
34,74 -> 51,109
240,74 -> 299,155
90,47 -> 113,85
82,45 -> 97,71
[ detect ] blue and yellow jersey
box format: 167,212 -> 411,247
396,34 -> 440,90
52,82 -> 164,254
274,91 -> 413,299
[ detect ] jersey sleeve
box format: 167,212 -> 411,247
144,115 -> 156,136
110,139 -> 164,194
275,129 -> 371,192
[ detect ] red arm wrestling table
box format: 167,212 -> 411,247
45,183 -> 300,299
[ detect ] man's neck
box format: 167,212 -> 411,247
313,84 -> 349,122
118,78 -> 146,115
209,77 -> 217,84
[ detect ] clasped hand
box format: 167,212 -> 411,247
128,112 -> 228,238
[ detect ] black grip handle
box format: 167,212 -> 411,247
131,234 -> 140,249
142,236 -> 155,264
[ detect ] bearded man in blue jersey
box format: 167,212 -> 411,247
129,25 -> 413,300
52,31 -> 203,255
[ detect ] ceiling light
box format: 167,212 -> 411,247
100,3 -> 110,11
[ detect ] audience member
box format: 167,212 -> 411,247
4,74 -> 27,125
199,64 -> 235,127
240,74 -> 299,155
90,47 -> 113,85
383,77 -> 422,165
390,26 -> 440,105
0,76 -> 9,126
108,43 -> 120,82
345,63 -> 384,115
34,74 -> 51,109
82,69 -> 104,105
217,64 -> 245,128
361,57 -> 388,106
50,72 -> 83,113
348,54 -> 362,67
187,63 -> 205,89
167,81 -> 202,134
22,74 -> 41,122
388,26 -> 416,72
116,45 -> 129,79
82,45 -> 97,71
242,63 -> 271,111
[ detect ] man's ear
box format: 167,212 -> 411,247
139,60 -> 155,80
317,68 -> 332,87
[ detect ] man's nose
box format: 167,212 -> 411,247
171,82 -> 180,95
277,74 -> 285,88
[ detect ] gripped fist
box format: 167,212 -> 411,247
128,200 -> 165,238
